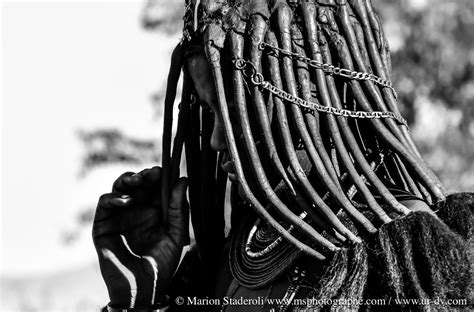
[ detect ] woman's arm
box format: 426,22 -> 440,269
92,167 -> 189,310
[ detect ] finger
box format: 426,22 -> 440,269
140,166 -> 162,188
93,193 -> 133,235
98,193 -> 133,210
167,177 -> 190,246
122,167 -> 162,203
126,167 -> 161,197
112,172 -> 142,193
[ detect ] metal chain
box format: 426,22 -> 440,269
233,59 -> 408,127
259,41 -> 398,100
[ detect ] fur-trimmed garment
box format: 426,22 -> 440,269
166,193 -> 473,311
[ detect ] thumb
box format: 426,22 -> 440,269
167,177 -> 190,246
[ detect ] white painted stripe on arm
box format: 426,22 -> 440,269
101,248 -> 138,308
142,256 -> 159,305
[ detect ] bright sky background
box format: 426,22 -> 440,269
2,0 -> 180,277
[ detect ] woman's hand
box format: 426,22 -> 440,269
92,166 -> 189,309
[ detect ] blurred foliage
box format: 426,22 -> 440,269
376,0 -> 474,191
141,0 -> 184,34
377,0 -> 474,131
77,129 -> 159,177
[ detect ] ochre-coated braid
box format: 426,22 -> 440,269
205,23 -> 329,260
265,29 -> 360,243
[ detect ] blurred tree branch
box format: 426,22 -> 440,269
77,129 -> 160,178
141,0 -> 184,33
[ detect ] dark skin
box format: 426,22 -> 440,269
92,51 -> 228,309
92,49 -> 432,309
92,167 -> 189,308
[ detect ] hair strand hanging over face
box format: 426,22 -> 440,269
161,43 -> 186,227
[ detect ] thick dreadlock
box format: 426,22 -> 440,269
160,0 -> 472,309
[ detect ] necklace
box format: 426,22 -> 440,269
245,211 -> 308,258
229,211 -> 303,289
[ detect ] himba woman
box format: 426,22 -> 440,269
92,0 -> 473,311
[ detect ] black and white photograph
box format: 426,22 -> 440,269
1,0 -> 474,311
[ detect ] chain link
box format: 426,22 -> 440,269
233,59 -> 408,127
259,41 -> 398,100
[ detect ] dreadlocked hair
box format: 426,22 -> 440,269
159,0 -> 472,308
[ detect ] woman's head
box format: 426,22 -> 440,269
166,0 -> 447,258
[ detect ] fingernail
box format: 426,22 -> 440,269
129,174 -> 141,183
121,195 -> 131,200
